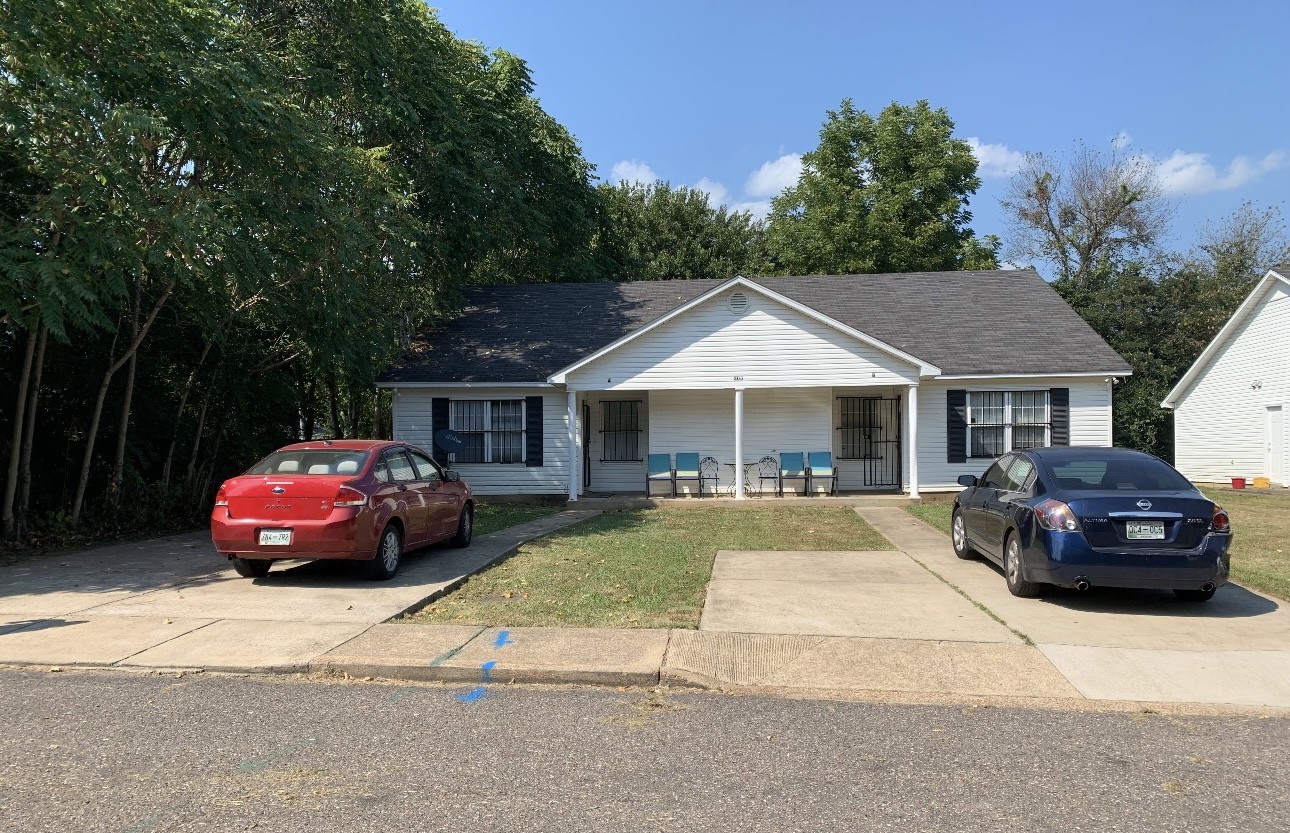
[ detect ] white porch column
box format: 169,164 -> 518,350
907,383 -> 920,499
734,387 -> 745,499
567,390 -> 578,502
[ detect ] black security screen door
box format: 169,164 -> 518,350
837,396 -> 902,489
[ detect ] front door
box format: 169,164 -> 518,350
1268,406 -> 1285,485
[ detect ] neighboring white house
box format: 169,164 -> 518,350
377,270 -> 1131,498
1162,264 -> 1290,486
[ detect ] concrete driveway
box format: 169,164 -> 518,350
0,512 -> 596,672
695,507 -> 1290,708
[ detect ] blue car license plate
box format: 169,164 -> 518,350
1125,521 -> 1164,540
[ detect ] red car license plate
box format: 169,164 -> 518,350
259,529 -> 293,546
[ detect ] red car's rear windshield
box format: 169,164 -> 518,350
246,449 -> 371,476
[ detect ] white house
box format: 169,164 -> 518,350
1162,264 -> 1290,486
377,270 -> 1131,498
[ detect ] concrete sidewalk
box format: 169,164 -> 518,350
312,507 -> 1290,711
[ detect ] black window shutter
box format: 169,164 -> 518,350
947,389 -> 967,464
1050,388 -> 1070,447
431,397 -> 449,465
525,396 -> 544,467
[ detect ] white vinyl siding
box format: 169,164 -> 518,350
564,289 -> 920,391
916,378 -> 1113,492
393,388 -> 569,495
1173,283 -> 1290,485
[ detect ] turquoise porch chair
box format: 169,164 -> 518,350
673,453 -> 702,497
779,452 -> 807,496
807,451 -> 837,496
645,453 -> 674,497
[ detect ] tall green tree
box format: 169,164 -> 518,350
766,99 -> 997,275
596,181 -> 768,280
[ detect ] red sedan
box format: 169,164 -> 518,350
211,440 -> 473,580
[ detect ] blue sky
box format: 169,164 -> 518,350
432,0 -> 1289,260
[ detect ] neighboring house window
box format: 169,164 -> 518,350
838,397 -> 881,459
601,400 -> 642,462
968,391 -> 1050,458
450,400 -> 525,463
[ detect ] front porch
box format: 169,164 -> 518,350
565,384 -> 922,501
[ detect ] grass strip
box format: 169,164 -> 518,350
407,507 -> 890,629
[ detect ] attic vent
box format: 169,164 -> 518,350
727,292 -> 749,314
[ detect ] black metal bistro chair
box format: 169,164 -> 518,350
699,456 -> 720,498
753,455 -> 780,496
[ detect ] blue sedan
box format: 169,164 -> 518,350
952,447 -> 1232,601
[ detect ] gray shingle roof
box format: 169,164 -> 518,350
378,269 -> 1131,383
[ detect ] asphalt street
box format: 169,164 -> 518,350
1,670 -> 1286,833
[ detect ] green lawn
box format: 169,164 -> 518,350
406,507 -> 891,629
904,490 -> 1290,601
472,502 -> 565,537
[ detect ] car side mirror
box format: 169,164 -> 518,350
444,470 -> 460,482
957,474 -> 978,488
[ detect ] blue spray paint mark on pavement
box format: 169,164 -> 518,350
456,630 -> 511,704
456,686 -> 489,703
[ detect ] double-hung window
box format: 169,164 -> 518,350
449,400 -> 525,464
967,391 -> 1050,458
601,400 -> 642,462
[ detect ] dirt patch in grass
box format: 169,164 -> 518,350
406,507 -> 890,629
906,490 -> 1290,601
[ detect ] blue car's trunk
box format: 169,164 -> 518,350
1064,490 -> 1216,550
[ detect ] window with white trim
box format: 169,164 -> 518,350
968,390 -> 1050,458
449,400 -> 525,464
600,400 -> 642,462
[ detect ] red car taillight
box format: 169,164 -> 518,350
1212,505 -> 1230,533
214,483 -> 229,507
1034,498 -> 1081,531
333,485 -> 367,508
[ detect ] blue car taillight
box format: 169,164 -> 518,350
1034,499 -> 1082,532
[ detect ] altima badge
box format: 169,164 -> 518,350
1137,499 -> 1152,510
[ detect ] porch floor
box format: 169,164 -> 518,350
572,492 -> 924,510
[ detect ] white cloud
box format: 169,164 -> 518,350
1111,131 -> 1133,151
693,177 -> 731,209
1149,150 -> 1288,195
610,159 -> 659,185
744,153 -> 803,198
965,137 -> 1026,178
729,199 -> 773,220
